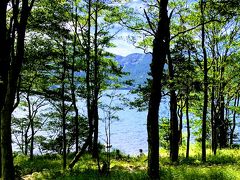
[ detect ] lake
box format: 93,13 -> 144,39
12,90 -> 240,155
98,90 -> 169,155
12,90 -> 170,155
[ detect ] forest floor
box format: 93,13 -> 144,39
16,146 -> 240,180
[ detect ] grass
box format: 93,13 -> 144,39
15,147 -> 240,180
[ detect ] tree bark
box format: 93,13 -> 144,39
92,0 -> 100,160
168,49 -> 179,162
69,131 -> 94,169
186,49 -> 190,158
1,106 -> 14,179
86,0 -> 93,152
211,59 -> 217,155
147,0 -> 168,179
178,99 -> 183,146
186,91 -> 190,158
219,92 -> 227,148
0,2 -> 8,177
71,1 -> 79,154
30,115 -> 34,160
230,95 -> 239,146
200,0 -> 208,163
62,39 -> 67,170
218,65 -> 228,148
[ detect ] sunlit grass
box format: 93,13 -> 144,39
16,147 -> 240,179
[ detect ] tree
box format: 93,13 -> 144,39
146,0 -> 169,178
200,0 -> 208,162
70,0 -> 80,154
68,0 -> 127,170
0,1 -> 35,178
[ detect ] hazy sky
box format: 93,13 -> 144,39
106,0 -> 146,56
107,31 -> 144,56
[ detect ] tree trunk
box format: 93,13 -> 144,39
219,65 -> 227,148
219,92 -> 227,148
168,52 -> 179,162
147,0 -> 168,178
178,99 -> 183,146
230,95 -> 239,146
24,129 -> 28,155
0,2 -> 8,177
71,1 -> 79,154
201,0 -> 207,162
186,92 -> 190,158
30,119 -> 34,160
93,103 -> 99,159
186,50 -> 191,159
92,0 -> 100,160
86,0 -> 93,152
69,131 -> 94,169
26,94 -> 34,160
211,60 -> 217,155
0,1 -> 34,178
1,107 -> 14,179
62,40 -> 67,170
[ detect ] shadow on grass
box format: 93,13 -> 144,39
29,165 -> 238,180
31,168 -> 149,180
16,148 -> 240,180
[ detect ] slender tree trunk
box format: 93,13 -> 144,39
93,103 -> 100,161
219,89 -> 228,149
30,108 -> 34,160
219,73 -> 227,148
201,0 -> 207,162
211,59 -> 217,155
62,40 -> 67,170
92,0 -> 101,161
0,2 -> 8,177
168,51 -> 179,162
166,4 -> 179,162
186,92 -> 190,158
24,129 -> 28,155
71,1 -> 79,154
26,93 -> 34,160
178,99 -> 183,146
30,124 -> 34,160
147,0 -> 168,178
86,0 -> 93,152
21,124 -> 24,154
230,95 -> 239,146
69,131 -> 94,169
186,50 -> 191,159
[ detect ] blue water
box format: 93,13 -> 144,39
13,90 -> 170,155
13,90 -> 240,155
98,90 -> 169,155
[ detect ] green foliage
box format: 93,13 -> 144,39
159,118 -> 170,149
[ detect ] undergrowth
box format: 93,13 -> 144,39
15,146 -> 240,180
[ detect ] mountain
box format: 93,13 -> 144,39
115,53 -> 152,87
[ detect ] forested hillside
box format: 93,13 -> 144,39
116,53 -> 151,86
0,0 -> 240,179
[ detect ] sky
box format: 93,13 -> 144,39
107,31 -> 144,57
106,0 -> 146,57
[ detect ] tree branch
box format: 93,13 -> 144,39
143,9 -> 156,35
170,19 -> 221,40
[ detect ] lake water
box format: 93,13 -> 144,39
14,90 -> 239,156
98,90 -> 169,155
12,90 -> 170,155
